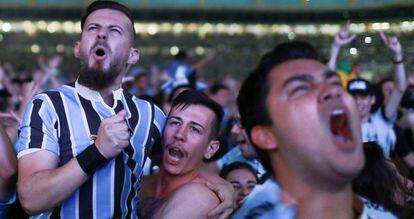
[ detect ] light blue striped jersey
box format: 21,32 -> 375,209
15,81 -> 166,219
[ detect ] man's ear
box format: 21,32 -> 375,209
127,48 -> 139,65
251,125 -> 278,151
204,140 -> 220,159
73,41 -> 81,59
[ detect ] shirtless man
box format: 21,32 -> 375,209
139,90 -> 226,218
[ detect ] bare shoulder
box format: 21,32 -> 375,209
154,182 -> 220,219
171,182 -> 219,208
177,182 -> 219,201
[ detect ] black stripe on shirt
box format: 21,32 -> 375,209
28,99 -> 44,149
123,91 -> 138,129
50,206 -> 61,219
44,91 -> 73,166
113,154 -> 125,217
124,148 -> 138,218
122,92 -> 140,218
79,179 -> 93,219
78,95 -> 102,219
113,99 -> 126,217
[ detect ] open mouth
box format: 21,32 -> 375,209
329,108 -> 353,143
95,48 -> 106,57
168,147 -> 185,162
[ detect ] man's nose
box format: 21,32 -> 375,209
174,126 -> 187,141
97,29 -> 107,41
318,84 -> 341,104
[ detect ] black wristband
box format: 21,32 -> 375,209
392,57 -> 404,64
77,143 -> 109,175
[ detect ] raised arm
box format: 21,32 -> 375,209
328,21 -> 356,71
380,31 -> 407,119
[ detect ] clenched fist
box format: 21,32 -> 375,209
94,110 -> 131,159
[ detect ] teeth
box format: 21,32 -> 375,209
332,109 -> 344,116
169,147 -> 183,160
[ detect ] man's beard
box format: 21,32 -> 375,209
78,59 -> 125,90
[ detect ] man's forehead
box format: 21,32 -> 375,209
268,59 -> 329,84
170,104 -> 214,122
84,9 -> 131,26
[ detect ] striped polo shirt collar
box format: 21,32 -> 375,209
75,80 -> 124,103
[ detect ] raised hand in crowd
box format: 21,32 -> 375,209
379,31 -> 407,119
328,20 -> 356,71
0,110 -> 20,143
0,80 -> 40,143
380,31 -> 403,62
35,55 -> 62,89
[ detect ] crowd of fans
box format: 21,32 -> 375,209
2,1 -> 414,218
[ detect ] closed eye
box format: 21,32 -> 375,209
110,28 -> 121,34
167,119 -> 180,126
328,78 -> 343,88
190,126 -> 202,134
289,84 -> 310,96
87,25 -> 98,31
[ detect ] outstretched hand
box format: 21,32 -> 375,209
379,31 -> 402,55
333,20 -> 356,47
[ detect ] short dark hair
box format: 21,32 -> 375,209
81,0 -> 135,42
171,90 -> 224,139
220,161 -> 259,181
237,41 -> 319,171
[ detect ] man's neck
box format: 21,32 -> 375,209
274,161 -> 354,219
98,85 -> 118,107
294,188 -> 353,219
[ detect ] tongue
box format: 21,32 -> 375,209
330,114 -> 352,141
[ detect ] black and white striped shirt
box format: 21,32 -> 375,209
15,81 -> 165,218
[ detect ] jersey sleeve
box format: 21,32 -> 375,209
14,94 -> 60,158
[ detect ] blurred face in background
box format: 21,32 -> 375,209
211,88 -> 232,107
231,114 -> 257,159
351,93 -> 375,122
225,167 -> 257,208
